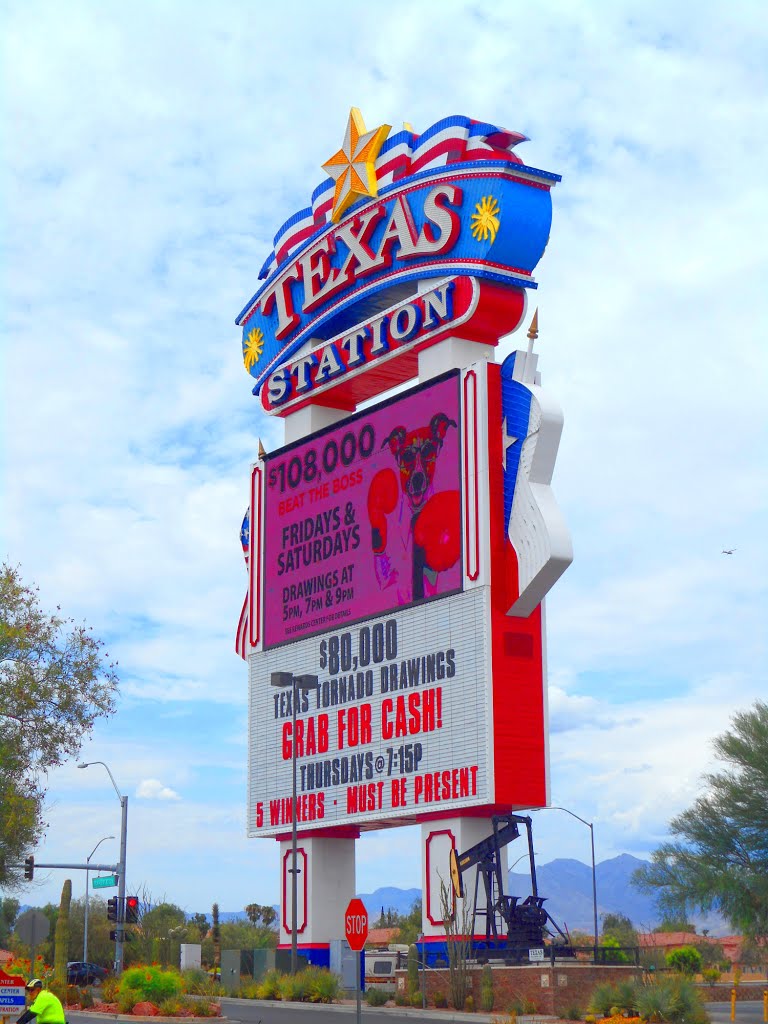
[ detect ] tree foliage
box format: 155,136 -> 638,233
601,912 -> 638,947
244,903 -> 276,928
0,564 -> 119,886
633,701 -> 768,939
666,945 -> 703,976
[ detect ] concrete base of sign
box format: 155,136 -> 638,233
421,817 -> 509,941
283,398 -> 348,445
277,834 -> 356,956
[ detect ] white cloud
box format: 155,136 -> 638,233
136,779 -> 182,802
3,0 -> 766,912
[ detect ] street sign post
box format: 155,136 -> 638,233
344,898 -> 368,1024
14,909 -> 50,969
92,874 -> 118,889
0,969 -> 26,1024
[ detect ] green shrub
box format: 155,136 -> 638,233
433,990 -> 447,1008
365,987 -> 389,1005
181,967 -> 217,995
117,987 -> 140,1014
257,969 -> 282,999
305,967 -> 341,1003
410,990 -> 423,1007
101,977 -> 120,1002
78,986 -> 94,1009
277,970 -> 308,1002
121,965 -> 183,1002
589,981 -> 635,1016
394,989 -> 409,1005
666,945 -> 703,977
702,967 -> 722,985
636,976 -> 708,1024
600,936 -> 630,964
238,982 -> 261,999
561,1006 -> 584,1020
465,993 -> 475,1012
64,985 -> 81,1006
158,997 -> 182,1016
480,963 -> 494,1011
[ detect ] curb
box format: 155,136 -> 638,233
66,1014 -> 226,1023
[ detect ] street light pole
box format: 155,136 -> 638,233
270,672 -> 319,975
79,761 -> 128,974
537,806 -> 598,950
84,835 -> 115,962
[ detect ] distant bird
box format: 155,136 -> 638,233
722,548 -> 736,555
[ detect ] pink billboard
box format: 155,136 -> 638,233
263,373 -> 462,647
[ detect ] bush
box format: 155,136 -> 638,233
121,965 -> 183,1002
410,990 -> 423,1007
256,969 -> 282,999
601,976 -> 708,1024
158,997 -> 182,1015
101,977 -> 120,1002
465,993 -> 475,1012
365,987 -> 389,1006
666,946 -> 703,977
79,986 -> 94,1009
237,982 -> 261,999
305,968 -> 341,1003
480,963 -> 494,1011
701,968 -> 721,985
394,989 -> 408,1005
277,971 -> 308,1002
433,990 -> 447,1008
181,968 -> 217,995
589,981 -> 637,1016
561,1006 -> 584,1020
600,937 -> 630,964
117,988 -> 140,1014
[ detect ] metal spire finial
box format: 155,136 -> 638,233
258,439 -> 267,460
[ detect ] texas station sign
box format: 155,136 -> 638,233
236,111 -> 572,839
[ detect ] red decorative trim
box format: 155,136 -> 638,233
463,370 -> 480,580
248,466 -> 262,648
425,829 -> 456,926
281,846 -> 308,936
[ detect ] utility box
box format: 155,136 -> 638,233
329,939 -> 358,992
220,949 -> 241,993
180,944 -> 201,971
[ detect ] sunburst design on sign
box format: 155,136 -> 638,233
243,327 -> 265,371
470,195 -> 501,243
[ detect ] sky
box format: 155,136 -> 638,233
2,0 -> 766,919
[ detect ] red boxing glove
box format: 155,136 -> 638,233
414,490 -> 461,572
367,468 -> 399,553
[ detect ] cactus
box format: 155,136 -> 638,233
480,962 -> 494,1011
53,880 -> 72,986
212,903 -> 221,969
407,943 -> 420,996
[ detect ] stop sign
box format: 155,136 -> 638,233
344,897 -> 368,951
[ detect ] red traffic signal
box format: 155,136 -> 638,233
124,896 -> 139,924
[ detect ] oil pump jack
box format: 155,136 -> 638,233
448,814 -> 571,959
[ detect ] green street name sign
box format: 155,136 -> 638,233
92,875 -> 118,889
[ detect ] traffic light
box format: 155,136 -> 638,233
24,855 -> 34,881
124,896 -> 139,924
107,897 -> 120,922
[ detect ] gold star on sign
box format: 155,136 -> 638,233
322,108 -> 391,223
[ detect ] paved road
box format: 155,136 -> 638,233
221,995 -> 498,1023
705,1001 -> 767,1024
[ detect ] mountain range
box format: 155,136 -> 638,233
357,854 -> 728,936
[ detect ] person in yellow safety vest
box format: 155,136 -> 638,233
16,980 -> 65,1024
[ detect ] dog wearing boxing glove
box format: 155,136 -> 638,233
368,412 -> 460,602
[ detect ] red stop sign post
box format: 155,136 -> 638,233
345,897 -> 368,1023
